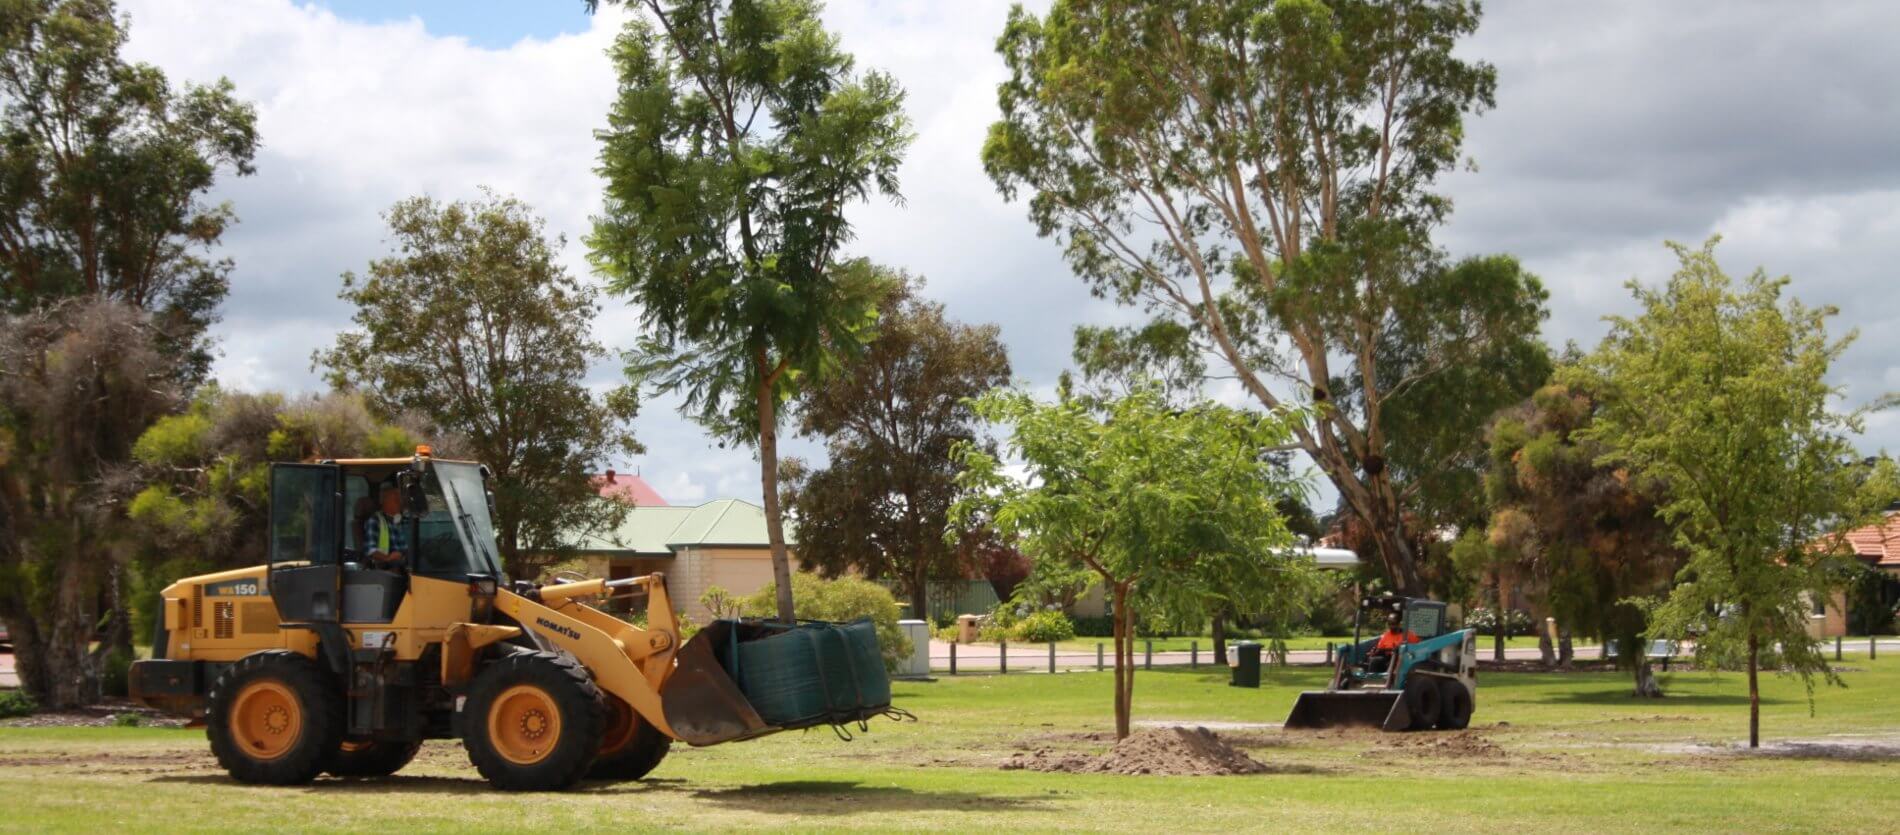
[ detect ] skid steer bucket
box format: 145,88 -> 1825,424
1283,689 -> 1411,732
661,620 -> 776,746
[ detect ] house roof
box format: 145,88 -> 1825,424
593,470 -> 667,507
567,498 -> 794,556
1841,512 -> 1900,567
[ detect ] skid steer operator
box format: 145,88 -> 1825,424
362,478 -> 411,568
1365,611 -> 1418,673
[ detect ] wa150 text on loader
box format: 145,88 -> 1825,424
129,451 -> 874,791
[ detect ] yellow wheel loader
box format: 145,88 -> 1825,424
129,451 -> 795,791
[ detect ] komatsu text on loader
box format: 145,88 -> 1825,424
129,451 -> 813,791
1283,595 -> 1477,732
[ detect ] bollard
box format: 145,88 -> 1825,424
1049,641 -> 1056,674
950,640 -> 957,675
1097,642 -> 1104,671
1326,642 -> 1333,664
1837,635 -> 1843,661
1001,640 -> 1008,674
1145,640 -> 1153,670
1872,636 -> 1878,661
1191,641 -> 1199,668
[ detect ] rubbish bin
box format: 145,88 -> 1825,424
1230,641 -> 1260,688
956,614 -> 982,644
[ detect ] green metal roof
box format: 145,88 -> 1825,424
566,499 -> 794,555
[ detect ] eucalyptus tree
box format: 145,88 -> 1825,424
983,0 -> 1546,595
589,0 -> 912,621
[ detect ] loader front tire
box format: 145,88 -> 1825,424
589,697 -> 672,781
464,650 -> 605,791
1400,676 -> 1442,731
326,738 -> 423,778
206,650 -> 344,785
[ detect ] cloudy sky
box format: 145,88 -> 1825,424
117,0 -> 1900,508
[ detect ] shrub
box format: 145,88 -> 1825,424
1071,615 -> 1114,637
0,690 -> 35,719
741,573 -> 910,673
102,647 -> 133,698
112,713 -> 143,728
976,620 -> 1013,643
933,624 -> 961,643
1466,607 -> 1536,637
1013,610 -> 1076,643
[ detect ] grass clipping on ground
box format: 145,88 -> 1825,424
1003,727 -> 1268,776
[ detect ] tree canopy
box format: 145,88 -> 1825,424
782,272 -> 1011,621
318,192 -> 639,579
951,388 -> 1308,738
1580,239 -> 1899,746
589,0 -> 912,620
0,0 -> 258,385
982,0 -> 1546,595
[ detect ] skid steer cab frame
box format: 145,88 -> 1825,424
1283,595 -> 1477,732
129,451 -> 774,791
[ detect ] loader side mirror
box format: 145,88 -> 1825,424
400,472 -> 429,516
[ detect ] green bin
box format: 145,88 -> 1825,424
1230,641 -> 1261,688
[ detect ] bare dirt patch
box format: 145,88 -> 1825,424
1382,730 -> 1506,758
0,701 -> 187,729
1002,727 -> 1271,776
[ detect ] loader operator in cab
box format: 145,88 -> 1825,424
363,477 -> 410,569
1366,611 -> 1419,673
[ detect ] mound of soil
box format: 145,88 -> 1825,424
1385,730 -> 1505,758
1002,727 -> 1269,776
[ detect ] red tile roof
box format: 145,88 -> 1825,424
1841,513 -> 1900,566
593,470 -> 667,508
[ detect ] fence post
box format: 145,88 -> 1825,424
1872,636 -> 1878,661
1191,641 -> 1199,668
1326,642 -> 1333,664
1097,642 -> 1104,671
949,641 -> 957,676
1145,640 -> 1153,670
1049,642 -> 1056,674
1836,635 -> 1843,661
1001,639 -> 1008,674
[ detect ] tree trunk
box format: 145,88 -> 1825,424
1111,582 -> 1132,739
1211,610 -> 1227,664
1537,629 -> 1555,668
1558,628 -> 1574,668
1746,632 -> 1760,749
1632,660 -> 1664,698
756,370 -> 796,624
5,617 -> 51,704
1493,568 -> 1508,662
46,560 -> 102,708
1366,506 -> 1423,597
907,559 -> 929,626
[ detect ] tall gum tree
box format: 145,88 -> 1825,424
588,0 -> 912,621
982,0 -> 1546,595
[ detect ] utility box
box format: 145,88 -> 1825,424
956,614 -> 982,644
1230,641 -> 1261,688
897,619 -> 930,678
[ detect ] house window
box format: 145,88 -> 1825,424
1812,595 -> 1827,617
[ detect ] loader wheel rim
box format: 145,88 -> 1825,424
600,698 -> 637,757
230,679 -> 303,761
489,684 -> 563,765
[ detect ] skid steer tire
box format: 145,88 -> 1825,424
464,650 -> 605,791
1437,680 -> 1474,730
326,738 -> 423,778
1401,676 -> 1442,731
206,650 -> 344,785
589,697 -> 672,781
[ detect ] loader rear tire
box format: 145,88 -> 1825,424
1437,679 -> 1474,730
464,650 -> 605,791
206,650 -> 344,785
1401,676 -> 1442,731
326,738 -> 423,778
589,697 -> 672,781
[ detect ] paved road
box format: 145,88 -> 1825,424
926,638 -> 1900,673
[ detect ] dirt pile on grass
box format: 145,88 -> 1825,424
1385,730 -> 1505,758
1003,727 -> 1268,776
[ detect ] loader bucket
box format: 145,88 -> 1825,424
661,620 -> 776,746
1283,689 -> 1411,732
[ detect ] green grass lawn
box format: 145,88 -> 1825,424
5,655 -> 1900,832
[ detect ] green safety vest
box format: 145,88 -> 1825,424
378,514 -> 393,552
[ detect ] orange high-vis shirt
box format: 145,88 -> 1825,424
1375,629 -> 1420,652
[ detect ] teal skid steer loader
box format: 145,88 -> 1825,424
1284,596 -> 1476,731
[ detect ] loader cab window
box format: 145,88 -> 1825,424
270,464 -> 340,566
413,461 -> 504,578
